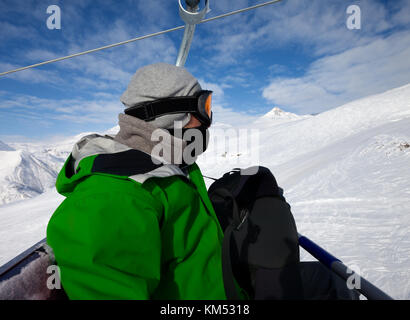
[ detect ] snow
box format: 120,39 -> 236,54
275,118 -> 410,300
0,84 -> 410,299
0,150 -> 59,206
0,140 -> 14,151
201,84 -> 410,299
255,106 -> 311,124
0,129 -> 117,206
0,190 -> 64,266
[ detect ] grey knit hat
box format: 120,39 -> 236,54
120,63 -> 202,129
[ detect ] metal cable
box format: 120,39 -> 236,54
0,25 -> 185,77
200,0 -> 282,24
0,0 -> 282,77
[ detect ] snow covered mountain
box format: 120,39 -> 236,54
0,85 -> 409,298
0,141 -> 72,206
255,106 -> 311,124
0,140 -> 14,151
0,128 -> 120,206
0,150 -> 59,206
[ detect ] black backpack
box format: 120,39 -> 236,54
208,166 -> 301,300
208,166 -> 361,301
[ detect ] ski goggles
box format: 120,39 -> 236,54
125,90 -> 213,128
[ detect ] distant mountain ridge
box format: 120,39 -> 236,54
0,150 -> 58,206
0,128 -> 119,206
0,140 -> 14,151
1,84 -> 410,206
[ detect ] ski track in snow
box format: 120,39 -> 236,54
1,85 -> 410,299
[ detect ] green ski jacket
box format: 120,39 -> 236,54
47,134 -> 245,300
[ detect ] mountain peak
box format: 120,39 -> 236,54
258,107 -> 304,123
267,107 -> 288,116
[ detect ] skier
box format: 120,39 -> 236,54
46,62 -> 247,300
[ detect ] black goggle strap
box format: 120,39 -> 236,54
125,91 -> 213,123
125,97 -> 199,121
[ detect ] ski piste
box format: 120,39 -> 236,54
297,234 -> 393,300
0,0 -> 395,300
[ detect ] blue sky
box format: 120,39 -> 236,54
0,0 -> 410,141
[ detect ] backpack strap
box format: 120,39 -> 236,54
211,188 -> 243,300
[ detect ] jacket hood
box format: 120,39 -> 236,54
56,134 -> 187,196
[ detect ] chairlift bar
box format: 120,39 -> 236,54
298,233 -> 394,300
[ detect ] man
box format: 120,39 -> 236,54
46,63 -> 245,300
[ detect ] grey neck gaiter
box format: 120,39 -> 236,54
114,113 -> 187,165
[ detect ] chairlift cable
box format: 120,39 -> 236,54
0,0 -> 282,77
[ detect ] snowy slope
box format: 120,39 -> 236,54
0,139 -> 71,206
201,84 -> 410,299
274,117 -> 410,300
0,85 -> 409,298
0,189 -> 64,264
0,128 -> 120,206
0,150 -> 59,206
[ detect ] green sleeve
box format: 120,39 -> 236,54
47,188 -> 163,300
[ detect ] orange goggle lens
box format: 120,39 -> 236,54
205,93 -> 212,118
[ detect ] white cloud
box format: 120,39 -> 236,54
391,0 -> 410,26
135,1 -> 176,28
1,2 -> 178,90
2,0 -> 410,139
0,21 -> 38,41
199,0 -> 409,67
212,104 -> 259,127
198,78 -> 224,99
0,93 -> 122,125
268,64 -> 288,75
211,0 -> 250,14
0,62 -> 63,84
0,135 -> 39,143
263,30 -> 410,114
178,77 -> 257,127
